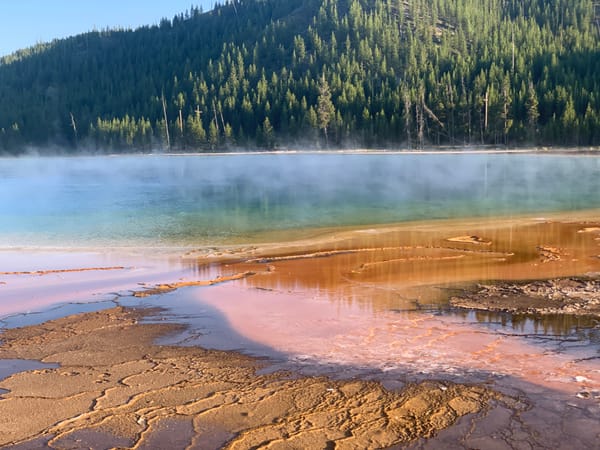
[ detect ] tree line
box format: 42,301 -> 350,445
0,0 -> 598,154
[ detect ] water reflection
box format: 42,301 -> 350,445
451,308 -> 600,340
184,214 -> 600,348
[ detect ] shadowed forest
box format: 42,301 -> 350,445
0,0 -> 599,153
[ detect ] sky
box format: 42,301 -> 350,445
0,0 -> 215,57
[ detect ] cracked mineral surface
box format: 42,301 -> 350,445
2,213 -> 600,448
0,307 -> 499,449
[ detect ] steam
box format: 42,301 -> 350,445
1,152 -> 599,248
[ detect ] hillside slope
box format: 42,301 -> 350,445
0,0 -> 598,153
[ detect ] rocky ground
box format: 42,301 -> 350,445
450,276 -> 600,317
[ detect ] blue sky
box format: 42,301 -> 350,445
0,0 -> 215,57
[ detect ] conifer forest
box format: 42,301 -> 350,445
0,0 -> 599,153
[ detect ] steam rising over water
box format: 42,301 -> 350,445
1,152 -> 599,248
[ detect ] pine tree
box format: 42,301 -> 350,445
317,74 -> 335,146
208,121 -> 219,150
526,81 -> 540,143
262,117 -> 275,148
186,114 -> 206,149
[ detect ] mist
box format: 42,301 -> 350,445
1,152 -> 599,248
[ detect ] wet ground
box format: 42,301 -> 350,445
1,213 -> 600,448
0,307 -> 499,449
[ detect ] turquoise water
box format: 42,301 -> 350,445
1,152 -> 599,248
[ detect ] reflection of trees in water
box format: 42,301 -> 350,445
471,309 -> 599,340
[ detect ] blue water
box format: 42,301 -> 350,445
1,152 -> 599,248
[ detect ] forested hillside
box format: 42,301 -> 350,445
0,0 -> 599,153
